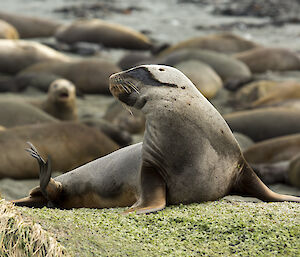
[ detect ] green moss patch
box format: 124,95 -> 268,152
19,200 -> 299,256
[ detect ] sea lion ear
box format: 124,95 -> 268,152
123,162 -> 166,215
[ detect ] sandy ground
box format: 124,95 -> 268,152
0,0 -> 300,200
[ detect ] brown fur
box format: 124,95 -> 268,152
55,19 -> 152,50
251,81 -> 300,108
160,33 -> 259,56
30,79 -> 77,120
243,134 -> 300,164
0,122 -> 119,179
224,107 -> 300,142
0,40 -> 69,74
21,58 -> 120,94
0,19 -> 19,39
0,99 -> 57,128
0,11 -> 61,38
234,47 -> 300,73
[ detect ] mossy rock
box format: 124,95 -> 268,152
17,199 -> 300,256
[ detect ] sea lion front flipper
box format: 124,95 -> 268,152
123,163 -> 166,214
25,142 -> 62,203
232,161 -> 300,202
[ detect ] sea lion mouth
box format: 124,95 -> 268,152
109,74 -> 139,97
58,91 -> 70,100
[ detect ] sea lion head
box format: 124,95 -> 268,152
48,79 -> 76,103
109,65 -> 199,110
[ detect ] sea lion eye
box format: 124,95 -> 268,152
159,68 -> 165,71
53,84 -> 58,88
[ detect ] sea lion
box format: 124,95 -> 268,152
0,40 -> 69,74
20,58 -> 121,94
159,33 -> 259,56
250,81 -> 300,108
0,122 -> 119,179
0,100 -> 57,128
0,11 -> 61,38
234,47 -> 300,73
12,65 -> 299,211
0,72 -> 61,93
243,134 -> 300,186
234,80 -> 279,108
30,79 -> 77,121
224,107 -> 300,142
160,49 -> 252,83
243,134 -> 300,164
55,19 -> 152,50
174,60 -> 223,99
0,19 -> 19,39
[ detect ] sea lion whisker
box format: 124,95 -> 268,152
27,141 -> 39,153
126,81 -> 140,94
121,102 -> 133,116
122,84 -> 131,94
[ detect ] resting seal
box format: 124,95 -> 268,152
0,11 -> 61,38
0,19 -> 19,39
20,58 -> 121,94
224,107 -> 300,142
0,40 -> 69,74
234,47 -> 300,73
12,65 -> 300,212
30,79 -> 77,121
0,122 -> 119,179
159,33 -> 259,56
55,19 -> 152,50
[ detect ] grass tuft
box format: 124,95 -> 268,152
0,200 -> 68,257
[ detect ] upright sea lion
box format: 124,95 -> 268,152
12,65 -> 299,211
20,58 -> 121,94
0,19 -> 19,39
30,79 -> 77,121
234,47 -> 300,73
55,19 -> 152,50
0,11 -> 61,38
159,33 -> 259,56
0,122 -> 119,179
224,107 -> 300,141
0,40 -> 69,74
0,100 -> 57,128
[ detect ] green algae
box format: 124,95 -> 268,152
18,200 -> 300,256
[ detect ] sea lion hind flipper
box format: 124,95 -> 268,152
123,163 -> 166,214
10,195 -> 48,208
26,142 -> 62,203
232,161 -> 300,202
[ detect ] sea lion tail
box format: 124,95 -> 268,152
25,142 -> 62,203
232,160 -> 300,202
